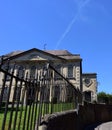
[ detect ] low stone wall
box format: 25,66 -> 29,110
39,102 -> 112,130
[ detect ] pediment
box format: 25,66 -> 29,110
9,48 -> 64,62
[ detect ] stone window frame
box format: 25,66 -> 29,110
67,65 -> 74,78
83,78 -> 93,87
18,65 -> 25,78
3,65 -> 13,81
30,65 -> 36,79
3,86 -> 9,101
54,65 -> 62,79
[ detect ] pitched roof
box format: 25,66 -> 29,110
1,48 -> 65,61
4,50 -> 24,58
0,48 -> 81,61
45,50 -> 72,56
45,50 -> 81,60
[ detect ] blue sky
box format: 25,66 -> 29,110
0,0 -> 112,93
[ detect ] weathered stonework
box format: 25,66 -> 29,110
0,48 -> 97,102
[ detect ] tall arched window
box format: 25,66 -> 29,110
3,86 -> 9,101
68,65 -> 73,78
18,65 -> 24,78
30,66 -> 36,79
55,65 -> 61,79
6,66 -> 12,81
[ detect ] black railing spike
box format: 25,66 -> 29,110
0,60 -> 83,130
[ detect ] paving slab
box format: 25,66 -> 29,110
95,121 -> 112,130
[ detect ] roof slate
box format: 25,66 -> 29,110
45,50 -> 81,60
45,50 -> 72,56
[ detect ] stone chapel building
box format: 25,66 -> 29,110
0,48 -> 97,102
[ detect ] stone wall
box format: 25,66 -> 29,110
39,102 -> 112,130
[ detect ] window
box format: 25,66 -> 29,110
30,66 -> 36,79
84,78 -> 92,87
56,65 -> 61,73
2,64 -> 9,71
18,66 -> 24,78
67,65 -> 73,78
3,86 -> 9,101
15,87 -> 21,101
55,65 -> 61,79
6,66 -> 12,81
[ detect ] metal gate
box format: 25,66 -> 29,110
0,58 -> 82,130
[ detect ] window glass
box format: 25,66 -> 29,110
18,65 -> 24,78
30,66 -> 36,79
68,65 -> 73,78
55,65 -> 61,78
6,66 -> 12,81
3,87 -> 9,101
15,87 -> 21,101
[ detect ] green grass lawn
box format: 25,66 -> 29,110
0,106 -> 38,130
0,102 -> 75,130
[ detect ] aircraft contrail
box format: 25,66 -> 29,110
55,0 -> 91,49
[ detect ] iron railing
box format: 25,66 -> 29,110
0,58 -> 82,130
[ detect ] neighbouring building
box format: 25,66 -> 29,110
0,48 -> 97,102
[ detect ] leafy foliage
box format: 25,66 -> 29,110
97,92 -> 112,104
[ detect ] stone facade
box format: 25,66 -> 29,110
0,48 -> 97,102
82,73 -> 97,102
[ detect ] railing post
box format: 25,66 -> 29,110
0,62 -> 83,130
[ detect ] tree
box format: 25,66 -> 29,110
97,92 -> 108,104
107,94 -> 112,104
97,92 -> 112,104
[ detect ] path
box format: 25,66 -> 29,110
85,121 -> 112,130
